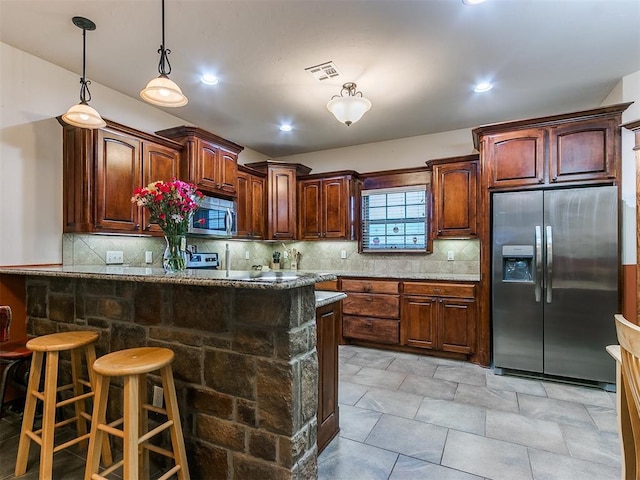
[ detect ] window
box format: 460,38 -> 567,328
361,185 -> 428,252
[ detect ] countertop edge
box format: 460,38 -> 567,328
315,291 -> 347,308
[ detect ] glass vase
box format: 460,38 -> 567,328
163,235 -> 188,273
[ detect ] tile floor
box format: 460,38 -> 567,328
318,345 -> 622,480
0,345 -> 622,480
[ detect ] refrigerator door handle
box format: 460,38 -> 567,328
535,225 -> 542,302
546,225 -> 553,303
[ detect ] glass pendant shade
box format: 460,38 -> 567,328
62,103 -> 106,129
140,75 -> 188,107
327,95 -> 372,126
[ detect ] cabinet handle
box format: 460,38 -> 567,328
134,224 -> 140,230
365,321 -> 373,327
273,233 -> 278,239
144,224 -> 151,231
317,233 -> 321,237
538,177 -> 544,183
551,175 -> 557,182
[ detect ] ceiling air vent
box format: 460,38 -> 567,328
305,61 -> 341,81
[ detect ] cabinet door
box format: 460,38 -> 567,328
95,130 -> 141,232
437,298 -> 476,354
323,177 -> 348,239
219,148 -> 238,196
433,161 -> 478,238
401,295 -> 437,349
267,167 -> 297,239
141,142 -> 180,234
298,179 -> 323,239
485,129 -> 545,188
249,174 -> 265,239
195,140 -> 220,193
549,118 -> 617,184
317,302 -> 340,453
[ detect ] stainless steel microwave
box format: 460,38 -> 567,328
189,196 -> 236,237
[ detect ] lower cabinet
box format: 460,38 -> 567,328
316,300 -> 341,453
401,282 -> 476,355
341,279 -> 400,345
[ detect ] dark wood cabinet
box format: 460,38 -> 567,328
60,118 -> 181,235
427,155 -> 478,238
341,279 -> 400,345
236,166 -> 266,239
298,173 -> 360,240
155,126 -> 243,198
316,300 -> 341,453
474,103 -> 630,190
245,161 -> 311,240
401,282 -> 476,355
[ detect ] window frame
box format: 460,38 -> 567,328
359,184 -> 431,254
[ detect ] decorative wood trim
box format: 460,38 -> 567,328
425,154 -> 480,169
622,119 -> 640,324
155,125 -> 244,154
244,160 -> 312,176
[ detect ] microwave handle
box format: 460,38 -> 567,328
225,208 -> 232,235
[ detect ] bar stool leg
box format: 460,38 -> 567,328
84,373 -> 109,480
83,343 -> 112,467
40,351 -> 60,480
15,351 -> 44,476
138,374 -> 149,479
71,348 -> 88,448
123,374 -> 140,480
161,365 -> 190,480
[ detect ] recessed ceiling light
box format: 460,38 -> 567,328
463,0 -> 486,5
473,82 -> 493,93
279,124 -> 293,132
201,73 -> 219,85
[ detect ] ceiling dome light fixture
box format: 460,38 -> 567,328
62,17 -> 106,129
327,82 -> 372,126
140,0 -> 188,107
473,82 -> 493,93
279,123 -> 293,132
201,73 -> 219,85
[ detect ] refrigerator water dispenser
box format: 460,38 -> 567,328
502,245 -> 534,282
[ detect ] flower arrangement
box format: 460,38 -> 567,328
131,179 -> 203,236
132,179 -> 203,272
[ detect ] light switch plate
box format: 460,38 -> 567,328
106,251 -> 124,264
145,251 -> 153,264
447,251 -> 455,261
340,250 -> 347,259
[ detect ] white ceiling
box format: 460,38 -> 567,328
1,0 -> 639,158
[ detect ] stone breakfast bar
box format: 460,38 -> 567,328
0,266 -> 339,480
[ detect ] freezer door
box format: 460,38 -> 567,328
543,186 -> 618,383
492,191 -> 544,373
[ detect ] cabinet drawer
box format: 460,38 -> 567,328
342,293 -> 400,318
403,282 -> 475,298
343,316 -> 399,344
315,280 -> 339,291
341,279 -> 399,294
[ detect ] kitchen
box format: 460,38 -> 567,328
1,1 -> 640,479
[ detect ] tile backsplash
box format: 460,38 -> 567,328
63,234 -> 479,275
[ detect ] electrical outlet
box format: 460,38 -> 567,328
340,250 -> 347,259
245,250 -> 250,260
447,250 -> 455,261
106,251 -> 124,264
145,251 -> 153,264
152,386 -> 163,408
283,250 -> 289,259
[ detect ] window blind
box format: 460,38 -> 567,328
361,185 -> 427,252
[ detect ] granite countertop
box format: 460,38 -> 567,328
0,265 -> 336,290
314,291 -> 347,308
299,270 -> 481,282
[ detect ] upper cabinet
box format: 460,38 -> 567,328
236,166 -> 266,239
426,155 -> 478,239
297,173 -> 361,241
60,118 -> 181,235
473,103 -> 632,190
245,161 -> 311,240
156,126 -> 244,198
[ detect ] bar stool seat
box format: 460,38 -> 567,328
85,346 -> 190,480
15,330 -> 112,479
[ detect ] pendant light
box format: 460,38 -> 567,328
327,82 -> 372,126
62,17 -> 106,129
140,0 -> 188,107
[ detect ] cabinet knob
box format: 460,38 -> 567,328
144,224 -> 151,231
538,177 -> 544,183
551,176 -> 557,182
134,224 -> 140,230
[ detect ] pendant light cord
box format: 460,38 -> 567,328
157,0 -> 172,76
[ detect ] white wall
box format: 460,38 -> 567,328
0,42 -> 266,266
603,70 -> 640,265
275,128 -> 474,174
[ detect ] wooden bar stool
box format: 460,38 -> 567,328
85,347 -> 190,480
15,330 -> 112,479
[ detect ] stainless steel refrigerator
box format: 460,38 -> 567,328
492,186 -> 619,384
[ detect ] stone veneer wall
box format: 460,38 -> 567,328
63,234 -> 480,276
24,275 -> 319,480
